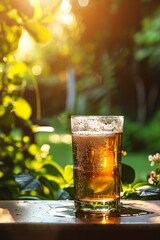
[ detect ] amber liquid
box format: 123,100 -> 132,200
72,132 -> 122,215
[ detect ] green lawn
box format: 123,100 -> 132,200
35,132 -> 153,184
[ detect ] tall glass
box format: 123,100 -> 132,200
71,115 -> 124,216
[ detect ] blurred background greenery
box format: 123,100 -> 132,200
1,0 -> 160,199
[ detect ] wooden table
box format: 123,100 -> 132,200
0,200 -> 160,240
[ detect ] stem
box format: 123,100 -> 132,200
32,75 -> 41,120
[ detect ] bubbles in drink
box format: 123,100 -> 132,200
72,132 -> 122,201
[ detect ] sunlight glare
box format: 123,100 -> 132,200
61,12 -> 75,25
34,126 -> 54,132
18,30 -> 33,52
78,0 -> 89,7
56,10 -> 75,26
16,30 -> 34,61
32,65 -> 42,76
51,24 -> 64,38
0,208 -> 15,223
60,0 -> 72,13
57,0 -> 75,26
29,0 -> 38,6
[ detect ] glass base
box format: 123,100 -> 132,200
74,199 -> 121,217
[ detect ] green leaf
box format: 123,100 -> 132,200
24,20 -> 52,43
63,187 -> 74,199
28,144 -> 41,155
13,97 -> 32,120
40,176 -> 60,191
63,165 -> 73,185
32,0 -> 61,23
7,62 -> 28,84
10,0 -> 34,18
155,167 -> 160,175
122,163 -> 135,184
134,48 -> 153,61
0,105 -> 5,117
56,189 -> 70,200
42,163 -> 64,179
15,172 -> 41,192
18,196 -> 40,200
41,163 -> 65,187
10,128 -> 22,141
39,176 -> 60,199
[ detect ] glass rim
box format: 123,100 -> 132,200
71,115 -> 124,119
70,115 -> 124,133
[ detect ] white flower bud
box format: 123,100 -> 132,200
148,155 -> 153,161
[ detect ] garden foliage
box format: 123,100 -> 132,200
0,0 -> 73,200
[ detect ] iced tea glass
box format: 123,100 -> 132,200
71,115 -> 124,216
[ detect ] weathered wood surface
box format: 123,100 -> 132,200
0,200 -> 160,240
